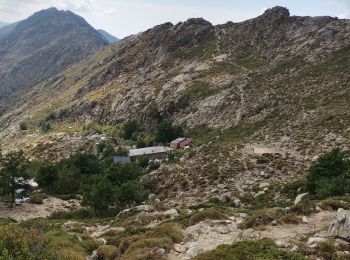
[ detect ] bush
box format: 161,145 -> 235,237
29,191 -> 45,204
194,238 -> 306,260
290,199 -> 316,216
190,209 -> 227,225
44,230 -> 86,259
155,120 -> 183,143
121,120 -> 141,140
306,148 -> 350,199
279,213 -> 301,224
19,121 -> 28,130
0,224 -> 47,259
123,237 -> 173,260
282,179 -> 307,199
319,198 -> 350,210
39,121 -> 51,133
97,245 -> 118,260
150,223 -> 184,243
0,218 -> 17,227
117,181 -> 147,206
241,209 -> 283,229
49,208 -> 94,220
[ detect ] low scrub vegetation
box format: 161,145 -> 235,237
194,238 -> 306,260
190,208 -> 228,225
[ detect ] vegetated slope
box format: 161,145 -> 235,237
0,7 -> 349,202
0,7 -> 108,104
97,29 -> 119,43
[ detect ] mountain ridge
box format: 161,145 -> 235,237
0,7 -> 108,103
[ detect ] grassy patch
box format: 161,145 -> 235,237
123,237 -> 173,260
186,125 -> 221,146
42,230 -> 87,259
319,197 -> 350,211
190,208 -> 228,225
97,245 -> 118,260
150,223 -> 184,243
183,81 -> 218,102
195,238 -> 306,260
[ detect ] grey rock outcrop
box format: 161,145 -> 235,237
327,208 -> 350,241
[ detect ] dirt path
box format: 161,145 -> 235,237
0,197 -> 80,221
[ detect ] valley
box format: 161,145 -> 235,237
0,5 -> 349,260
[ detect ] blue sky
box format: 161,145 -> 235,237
0,0 -> 349,38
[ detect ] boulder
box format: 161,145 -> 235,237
294,193 -> 309,206
307,237 -> 327,245
242,228 -> 255,239
259,182 -> 270,189
327,208 -> 350,240
163,208 -> 179,218
174,244 -> 187,253
254,191 -> 265,198
186,245 -> 204,257
233,198 -> 241,208
302,216 -> 308,224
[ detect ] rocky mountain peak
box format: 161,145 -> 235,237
262,6 -> 290,18
0,8 -> 108,101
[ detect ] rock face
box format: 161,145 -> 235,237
327,208 -> 350,241
0,7 -> 107,101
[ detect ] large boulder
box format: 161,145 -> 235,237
327,208 -> 350,241
294,193 -> 309,206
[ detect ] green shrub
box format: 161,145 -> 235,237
44,230 -> 86,259
282,179 -> 307,199
319,198 -> 350,210
19,121 -> 28,130
81,235 -> 101,253
241,209 -> 283,229
279,213 -> 301,224
194,238 -> 306,260
123,237 -> 173,260
190,209 -> 227,225
20,218 -> 58,233
120,120 -> 141,140
306,148 -> 350,199
0,224 -> 47,259
29,191 -> 45,204
319,241 -> 336,260
49,208 -> 94,220
155,120 -> 183,143
97,245 -> 118,260
290,199 -> 316,216
0,218 -> 17,227
150,223 -> 184,243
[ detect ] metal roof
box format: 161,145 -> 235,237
129,146 -> 170,157
113,156 -> 131,164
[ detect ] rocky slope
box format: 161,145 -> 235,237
0,6 -> 349,203
0,7 -> 108,105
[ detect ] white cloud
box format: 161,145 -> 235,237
50,0 -> 94,12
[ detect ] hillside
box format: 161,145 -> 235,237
98,29 -> 119,43
0,6 -> 349,200
0,6 -> 350,260
0,7 -> 108,105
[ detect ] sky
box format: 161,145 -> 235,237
0,0 -> 349,38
